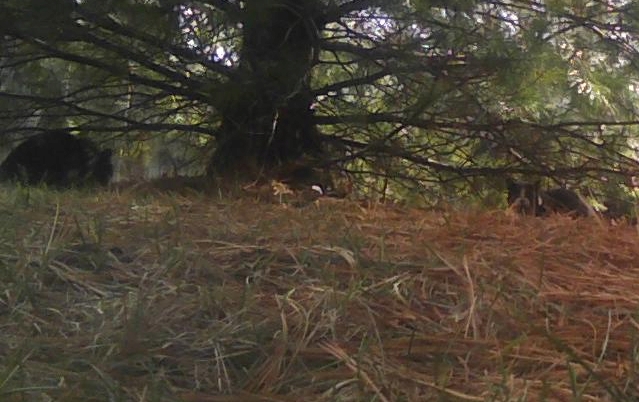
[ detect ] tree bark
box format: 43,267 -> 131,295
208,0 -> 324,177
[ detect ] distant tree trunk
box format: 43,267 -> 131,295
208,1 -> 324,177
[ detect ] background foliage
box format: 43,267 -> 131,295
1,0 -> 639,206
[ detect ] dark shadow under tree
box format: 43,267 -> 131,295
208,1 -> 325,177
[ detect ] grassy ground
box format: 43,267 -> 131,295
1,183 -> 639,401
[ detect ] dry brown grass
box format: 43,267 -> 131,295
1,184 -> 639,401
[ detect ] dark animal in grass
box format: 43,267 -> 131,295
0,130 -> 113,187
540,188 -> 594,217
279,164 -> 332,195
506,178 -> 594,217
506,178 -> 541,216
602,199 -> 638,225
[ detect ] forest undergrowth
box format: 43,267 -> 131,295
1,183 -> 639,402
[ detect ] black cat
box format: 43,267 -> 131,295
0,130 -> 113,187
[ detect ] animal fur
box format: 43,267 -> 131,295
540,188 -> 595,217
506,178 -> 541,216
506,178 -> 594,217
0,130 -> 113,187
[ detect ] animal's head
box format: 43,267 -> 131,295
506,178 -> 541,216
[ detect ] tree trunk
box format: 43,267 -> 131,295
208,1 -> 324,178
